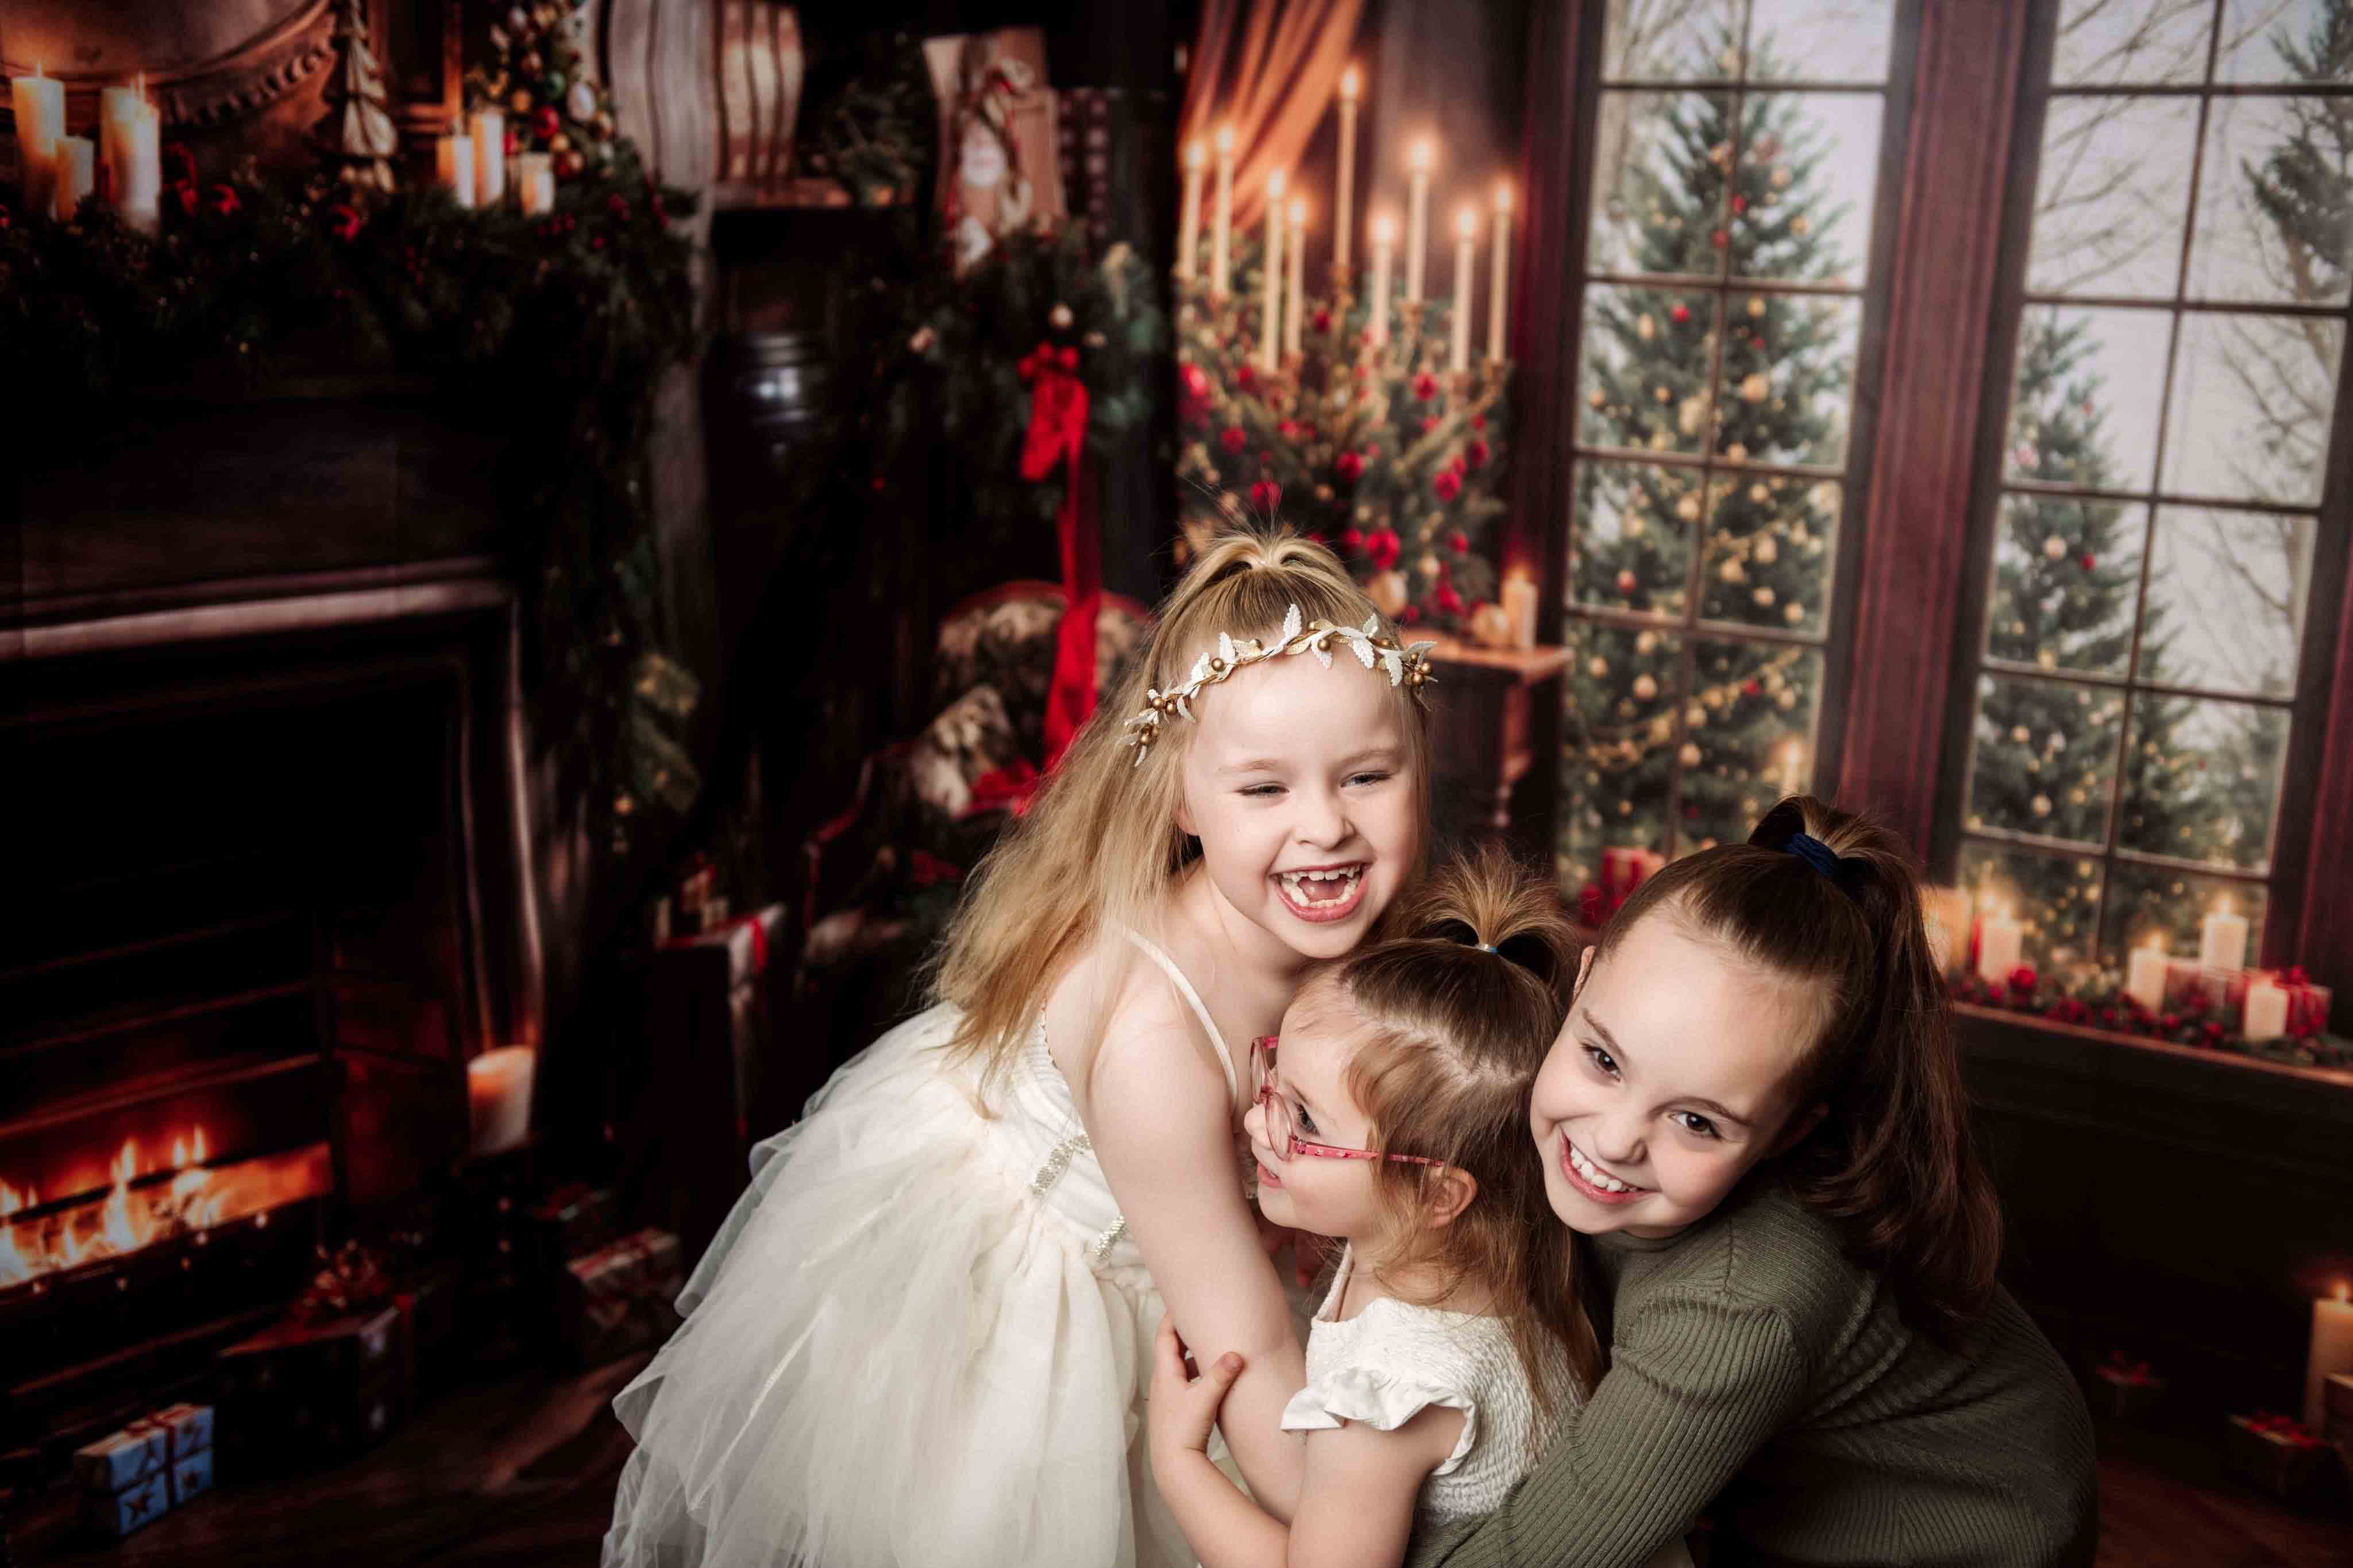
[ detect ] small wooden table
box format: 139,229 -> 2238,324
1424,637 -> 1571,847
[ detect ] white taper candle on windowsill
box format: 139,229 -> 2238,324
471,107 -> 507,205
1405,138 -> 1433,302
1284,196 -> 1306,358
2243,975 -> 2289,1041
1336,66 -> 1360,273
1489,183 -> 1512,361
2125,934 -> 2168,1013
514,152 -> 555,215
10,65 -> 66,221
1450,206 -> 1475,372
1210,125 -> 1236,297
1259,169 -> 1285,374
1502,567 -> 1537,648
1976,902 -> 2023,986
1367,213 -> 1394,347
2199,895 -> 2248,972
1177,140 -> 1205,281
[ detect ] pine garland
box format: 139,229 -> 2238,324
1950,968 -> 2347,1068
3,152 -> 703,855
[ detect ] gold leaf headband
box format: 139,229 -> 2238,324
1122,604 -> 1436,764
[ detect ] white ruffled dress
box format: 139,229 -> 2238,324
603,930 -> 1245,1568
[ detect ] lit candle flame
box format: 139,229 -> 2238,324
1410,138 -> 1433,173
1214,125 -> 1235,153
1341,65 -> 1360,99
1268,169 -> 1285,197
1456,206 -> 1476,240
1372,213 -> 1395,245
1289,196 -> 1306,225
1186,140 -> 1205,169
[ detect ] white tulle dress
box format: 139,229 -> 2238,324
603,929 -> 1245,1568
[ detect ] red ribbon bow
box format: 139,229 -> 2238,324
1019,342 -> 1098,769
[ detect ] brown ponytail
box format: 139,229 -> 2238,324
1600,796 -> 2002,1349
1311,845 -> 1607,1416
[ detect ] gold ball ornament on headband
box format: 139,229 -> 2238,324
1121,604 -> 1436,765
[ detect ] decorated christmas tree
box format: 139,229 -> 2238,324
1560,63 -> 1846,876
1175,245 -> 1509,632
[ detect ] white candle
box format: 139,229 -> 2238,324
10,66 -> 65,221
1502,569 -> 1537,648
99,80 -> 161,235
1284,196 -> 1306,358
1450,207 -> 1475,372
437,132 -> 476,208
466,1045 -> 537,1156
2306,1283 -> 2353,1431
1976,903 -> 2024,986
1922,887 -> 1972,976
2126,936 -> 2169,1013
1406,138 -> 1433,303
515,152 -> 555,215
1368,213 -> 1394,347
471,108 -> 507,205
1336,67 -> 1359,273
52,134 -> 93,221
1211,125 -> 1236,297
2199,897 -> 2248,972
1178,140 -> 1206,281
1260,171 -> 1285,374
1490,183 -> 1513,361
2243,976 -> 2289,1042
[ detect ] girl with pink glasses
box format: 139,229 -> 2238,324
1148,851 -> 1690,1568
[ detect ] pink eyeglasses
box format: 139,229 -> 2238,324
1249,1037 -> 1447,1168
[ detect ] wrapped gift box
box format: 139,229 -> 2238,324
82,1467 -> 170,1538
2089,1358 -> 2165,1422
216,1303 -> 407,1473
560,1227 -> 683,1367
72,1420 -> 168,1494
2224,1412 -> 2332,1499
218,1301 -> 401,1395
148,1401 -> 213,1459
169,1444 -> 214,1505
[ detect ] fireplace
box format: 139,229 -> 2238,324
5,391 -> 546,1458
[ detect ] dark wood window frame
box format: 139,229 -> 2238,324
1510,0 -> 2353,1028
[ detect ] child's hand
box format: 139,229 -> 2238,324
1148,1316 -> 1244,1461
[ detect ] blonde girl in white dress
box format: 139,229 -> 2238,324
604,528 -> 1437,1568
1146,851 -> 1692,1568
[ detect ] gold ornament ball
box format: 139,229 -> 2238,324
1633,673 -> 1658,701
511,88 -> 535,113
1783,601 -> 1804,625
1367,570 -> 1410,617
550,132 -> 571,153
1725,442 -> 1749,462
1677,494 -> 1702,522
1740,372 -> 1769,403
1746,295 -> 1765,317
1469,603 -> 1514,648
1679,742 -> 1704,768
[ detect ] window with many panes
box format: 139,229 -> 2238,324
1946,0 -> 2349,971
1554,0 -> 1905,893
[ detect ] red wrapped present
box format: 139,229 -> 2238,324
560,1227 -> 683,1368
82,1468 -> 170,1538
2088,1354 -> 2164,1422
72,1419 -> 168,1494
1599,847 -> 1665,914
2224,1411 -> 2332,1499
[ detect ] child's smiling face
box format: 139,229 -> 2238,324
1529,910 -> 1824,1240
1176,651 -> 1422,965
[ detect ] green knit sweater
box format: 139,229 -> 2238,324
1402,1177 -> 2097,1568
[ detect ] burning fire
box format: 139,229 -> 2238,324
0,1129 -> 323,1291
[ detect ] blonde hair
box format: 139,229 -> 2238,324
1307,845 -> 1604,1417
930,524 -> 1433,1084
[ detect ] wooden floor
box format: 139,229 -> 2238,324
14,1361 -> 2352,1565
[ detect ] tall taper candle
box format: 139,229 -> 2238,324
2306,1283 -> 2353,1432
2200,895 -> 2248,972
1260,171 -> 1286,374
2125,935 -> 2168,1013
1285,197 -> 1307,358
10,66 -> 67,220
1406,138 -> 1433,302
1450,207 -> 1475,372
471,108 -> 507,205
52,135 -> 94,221
1177,140 -> 1205,281
1336,67 -> 1360,273
1211,125 -> 1236,296
1368,213 -> 1394,347
1490,183 -> 1512,361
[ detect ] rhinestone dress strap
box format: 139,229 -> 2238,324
1113,925 -> 1240,1104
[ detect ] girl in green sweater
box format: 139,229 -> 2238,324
1399,795 -> 2098,1568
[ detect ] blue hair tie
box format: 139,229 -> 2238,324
1785,832 -> 1865,900
1476,943 -> 1498,953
